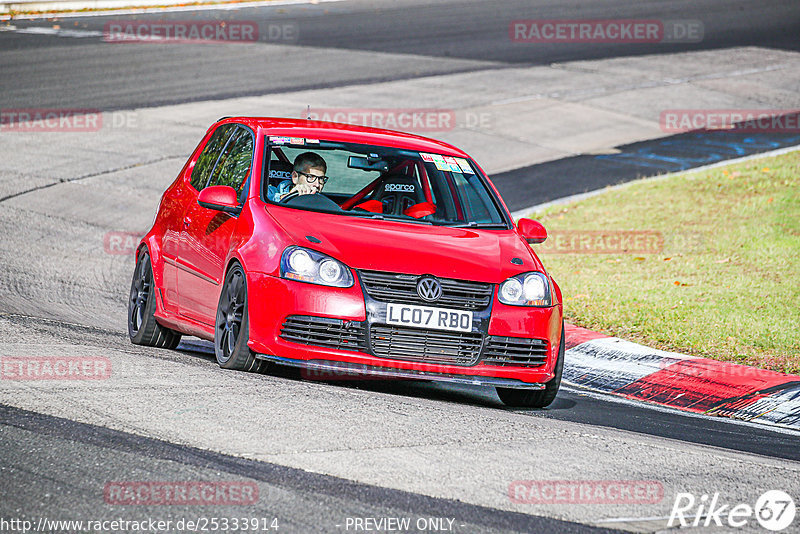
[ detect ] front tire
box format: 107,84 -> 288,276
214,264 -> 265,372
128,249 -> 182,349
496,321 -> 565,408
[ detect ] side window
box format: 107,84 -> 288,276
453,172 -> 500,223
207,127 -> 254,199
189,124 -> 236,190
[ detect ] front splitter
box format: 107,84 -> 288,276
254,354 -> 546,389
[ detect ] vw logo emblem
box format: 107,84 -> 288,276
416,276 -> 442,302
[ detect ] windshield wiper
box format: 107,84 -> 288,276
442,222 -> 509,229
350,212 -> 433,225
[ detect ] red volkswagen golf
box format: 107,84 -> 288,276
128,117 -> 564,407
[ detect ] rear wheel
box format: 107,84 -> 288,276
214,264 -> 265,372
128,250 -> 182,349
496,321 -> 565,408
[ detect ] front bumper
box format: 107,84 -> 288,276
246,271 -> 562,384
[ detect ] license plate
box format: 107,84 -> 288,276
386,303 -> 473,332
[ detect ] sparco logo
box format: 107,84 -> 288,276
416,277 -> 442,302
269,170 -> 292,180
385,184 -> 415,192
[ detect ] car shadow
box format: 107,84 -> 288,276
301,376 -> 503,408
174,338 -> 217,363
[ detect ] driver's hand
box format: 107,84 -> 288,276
291,183 -> 318,196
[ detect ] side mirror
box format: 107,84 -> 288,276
518,218 -> 547,244
197,185 -> 241,214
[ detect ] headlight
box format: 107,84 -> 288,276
288,249 -> 314,275
318,259 -> 342,283
498,272 -> 551,307
280,246 -> 354,288
500,277 -> 523,302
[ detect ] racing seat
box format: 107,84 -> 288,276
371,174 -> 434,217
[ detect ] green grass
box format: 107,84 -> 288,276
528,150 -> 800,374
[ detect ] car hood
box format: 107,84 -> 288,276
267,207 -> 543,283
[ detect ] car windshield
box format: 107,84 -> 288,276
263,137 -> 509,227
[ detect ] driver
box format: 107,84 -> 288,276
267,152 -> 328,202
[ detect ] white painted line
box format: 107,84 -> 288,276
596,511 -> 750,524
2,26 -> 101,36
594,515 -> 672,523
512,142 -> 800,219
0,0 -> 341,20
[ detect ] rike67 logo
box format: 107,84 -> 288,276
669,490 -> 795,531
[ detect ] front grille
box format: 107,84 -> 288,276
481,336 -> 548,367
359,270 -> 493,310
280,315 -> 367,352
369,324 -> 483,366
280,316 -> 548,370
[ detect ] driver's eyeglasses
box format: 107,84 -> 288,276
295,170 -> 328,184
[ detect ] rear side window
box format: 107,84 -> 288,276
207,127 -> 254,197
189,124 -> 236,190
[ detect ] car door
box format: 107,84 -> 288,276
176,125 -> 254,325
161,123 -> 237,314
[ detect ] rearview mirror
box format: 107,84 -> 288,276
518,218 -> 547,244
197,185 -> 241,214
348,155 -> 388,173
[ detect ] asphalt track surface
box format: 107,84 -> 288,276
1,403 -> 617,534
0,0 -> 798,110
495,129 -> 800,211
2,1 -> 800,533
